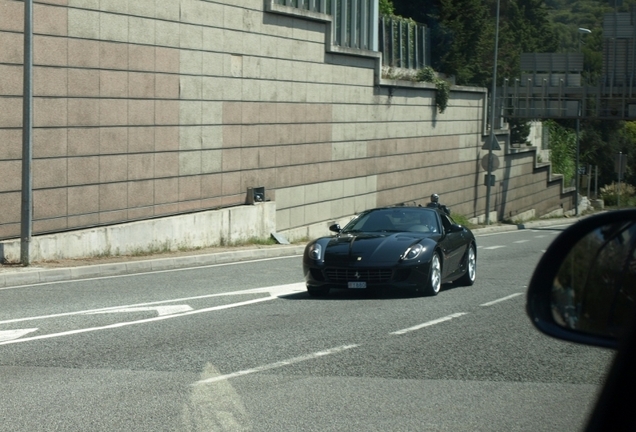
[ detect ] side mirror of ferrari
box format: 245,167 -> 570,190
329,224 -> 341,233
449,224 -> 464,233
527,209 -> 636,349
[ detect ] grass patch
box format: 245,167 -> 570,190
452,214 -> 477,229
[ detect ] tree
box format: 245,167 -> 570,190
379,0 -> 395,16
391,0 -> 556,88
581,120 -> 636,188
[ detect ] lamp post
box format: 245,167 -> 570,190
575,27 -> 590,217
485,0 -> 501,225
577,27 -> 591,52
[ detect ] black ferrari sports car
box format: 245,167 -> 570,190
303,206 -> 477,296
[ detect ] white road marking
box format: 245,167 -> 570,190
483,245 -> 506,250
0,328 -> 38,342
390,313 -> 467,335
480,293 -> 524,307
0,282 -> 306,325
0,298 -> 275,346
86,305 -> 193,316
535,235 -> 546,238
0,283 -> 306,346
0,255 -> 301,290
514,240 -> 529,244
194,345 -> 359,385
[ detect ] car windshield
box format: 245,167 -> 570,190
342,208 -> 440,233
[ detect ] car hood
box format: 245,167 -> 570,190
324,232 -> 432,264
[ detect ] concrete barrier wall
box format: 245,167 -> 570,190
0,202 -> 275,262
0,0 -> 575,255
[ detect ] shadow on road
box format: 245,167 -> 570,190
279,284 -> 464,301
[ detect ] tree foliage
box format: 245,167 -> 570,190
379,0 -> 395,16
391,0 -> 556,88
387,0 -> 636,168
581,120 -> 635,187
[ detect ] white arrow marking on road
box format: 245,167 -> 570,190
0,328 -> 38,342
86,305 -> 193,316
0,283 -> 306,346
0,283 -> 306,326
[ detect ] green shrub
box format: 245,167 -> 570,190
599,182 -> 636,207
416,67 -> 450,113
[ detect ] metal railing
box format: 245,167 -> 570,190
276,0 -> 429,68
275,0 -> 330,14
379,16 -> 430,69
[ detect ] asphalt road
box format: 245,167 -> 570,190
0,223 -> 614,431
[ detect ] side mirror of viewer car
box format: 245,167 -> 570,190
527,209 -> 636,349
527,210 -> 636,431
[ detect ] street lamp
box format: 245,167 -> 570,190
577,27 -> 591,52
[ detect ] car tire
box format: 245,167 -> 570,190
457,244 -> 476,286
307,286 -> 330,297
421,252 -> 442,296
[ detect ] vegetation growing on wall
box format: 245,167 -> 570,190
546,120 -> 576,186
416,67 -> 450,113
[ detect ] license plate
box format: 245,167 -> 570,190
348,281 -> 367,289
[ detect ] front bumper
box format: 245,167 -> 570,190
303,261 -> 430,291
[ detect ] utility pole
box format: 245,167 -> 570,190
485,0 -> 501,225
21,0 -> 33,266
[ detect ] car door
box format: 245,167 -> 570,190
439,213 -> 467,278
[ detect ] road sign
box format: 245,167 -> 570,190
481,154 -> 501,172
482,135 -> 501,151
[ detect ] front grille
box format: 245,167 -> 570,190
324,268 -> 393,284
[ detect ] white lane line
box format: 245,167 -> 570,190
483,245 -> 506,250
86,305 -> 193,316
0,255 -> 301,290
0,282 -> 306,325
0,296 -> 287,346
390,313 -> 467,335
0,329 -> 38,343
535,235 -> 546,238
514,240 -> 530,244
194,344 -> 359,385
480,293 -> 524,307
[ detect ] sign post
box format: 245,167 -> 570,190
614,152 -> 627,208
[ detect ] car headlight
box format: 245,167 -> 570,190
308,243 -> 322,260
401,244 -> 425,261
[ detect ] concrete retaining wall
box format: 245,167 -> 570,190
0,0 -> 575,256
0,202 -> 275,262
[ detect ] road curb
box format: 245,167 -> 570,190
472,217 -> 579,235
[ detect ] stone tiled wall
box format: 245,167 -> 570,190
0,0 -> 574,242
